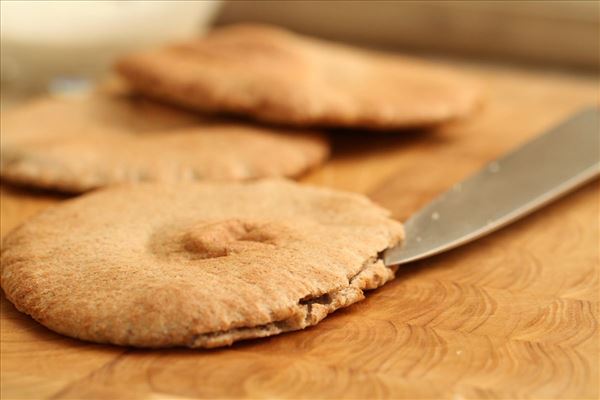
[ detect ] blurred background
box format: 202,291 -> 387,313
218,0 -> 599,69
1,0 -> 598,104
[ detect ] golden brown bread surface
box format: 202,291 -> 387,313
0,91 -> 329,192
117,24 -> 481,130
0,180 -> 403,348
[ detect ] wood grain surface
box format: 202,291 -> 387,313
1,62 -> 599,399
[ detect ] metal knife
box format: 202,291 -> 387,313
384,107 -> 600,266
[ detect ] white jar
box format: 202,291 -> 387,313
1,0 -> 222,90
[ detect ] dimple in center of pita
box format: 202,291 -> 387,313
182,219 -> 282,259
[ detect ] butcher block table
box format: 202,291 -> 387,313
1,61 -> 598,399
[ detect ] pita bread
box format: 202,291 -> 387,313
117,24 -> 481,130
0,92 -> 328,192
0,180 -> 403,348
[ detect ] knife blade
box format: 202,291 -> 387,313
384,107 -> 600,266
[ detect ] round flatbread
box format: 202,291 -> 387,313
0,92 -> 329,192
0,180 -> 404,348
117,24 -> 481,130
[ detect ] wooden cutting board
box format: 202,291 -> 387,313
1,62 -> 598,399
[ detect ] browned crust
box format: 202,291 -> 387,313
191,258 -> 397,348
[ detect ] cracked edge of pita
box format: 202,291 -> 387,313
190,254 -> 398,349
